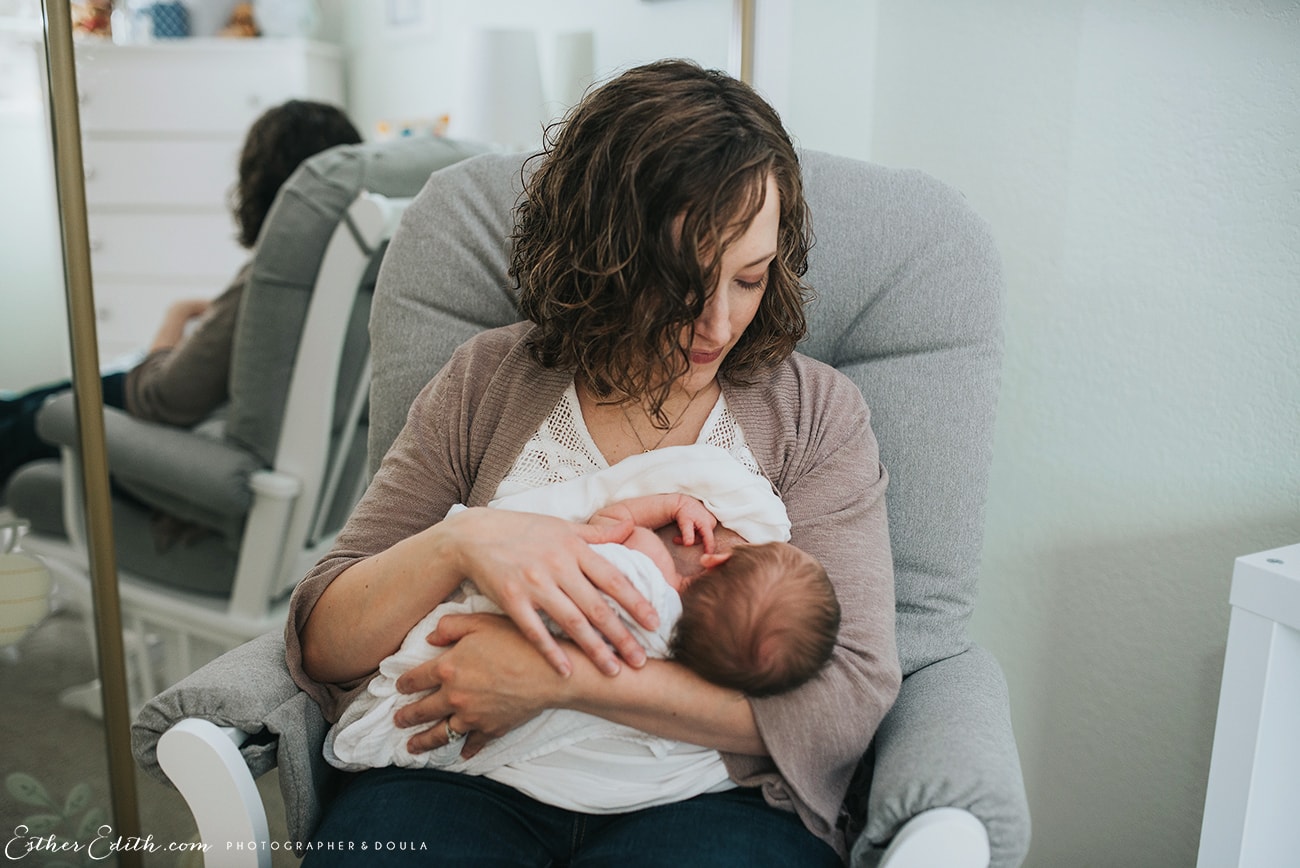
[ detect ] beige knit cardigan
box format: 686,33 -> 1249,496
285,322 -> 900,855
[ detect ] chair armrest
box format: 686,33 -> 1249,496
36,392 -> 263,524
132,630 -> 335,845
851,645 -> 1031,868
157,720 -> 270,867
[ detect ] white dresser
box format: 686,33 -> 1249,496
1198,544 -> 1300,867
74,38 -> 344,364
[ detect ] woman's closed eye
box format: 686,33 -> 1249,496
736,273 -> 769,292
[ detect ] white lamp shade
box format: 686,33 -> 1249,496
551,30 -> 595,113
452,28 -> 548,151
0,552 -> 52,648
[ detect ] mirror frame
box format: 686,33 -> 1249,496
39,0 -> 142,854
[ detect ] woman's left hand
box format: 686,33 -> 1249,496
393,612 -> 568,758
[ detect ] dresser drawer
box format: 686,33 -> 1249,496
88,213 -> 245,280
76,40 -> 344,134
83,138 -> 241,208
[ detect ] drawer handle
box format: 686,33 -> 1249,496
96,306 -> 111,322
89,237 -> 104,252
83,164 -> 97,181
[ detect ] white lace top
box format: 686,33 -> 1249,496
483,380 -> 766,808
495,381 -> 765,500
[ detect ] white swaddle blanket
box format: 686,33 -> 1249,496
488,444 -> 790,545
325,445 -> 790,813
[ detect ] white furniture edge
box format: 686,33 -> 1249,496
1197,543 -> 1300,868
157,721 -> 269,868
877,807 -> 991,868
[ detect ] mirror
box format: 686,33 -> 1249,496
1,2 -> 146,861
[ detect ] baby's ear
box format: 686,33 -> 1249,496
699,552 -> 732,570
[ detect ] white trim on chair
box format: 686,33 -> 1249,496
877,808 -> 991,868
157,720 -> 269,868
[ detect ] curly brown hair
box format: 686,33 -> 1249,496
230,100 -> 362,249
512,59 -> 813,422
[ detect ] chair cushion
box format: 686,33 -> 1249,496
35,395 -> 259,537
370,150 -> 1003,676
132,630 -> 336,842
226,136 -> 488,466
5,459 -> 239,596
795,155 -> 1003,676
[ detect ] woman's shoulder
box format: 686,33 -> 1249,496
450,321 -> 536,366
753,351 -> 869,414
433,322 -> 538,389
724,352 -> 872,481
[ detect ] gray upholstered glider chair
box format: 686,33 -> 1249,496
132,150 -> 1031,867
5,136 -> 484,709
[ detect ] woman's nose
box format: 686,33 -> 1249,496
695,286 -> 730,344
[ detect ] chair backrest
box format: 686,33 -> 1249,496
226,136 -> 488,468
371,151 -> 1003,676
255,191 -> 414,604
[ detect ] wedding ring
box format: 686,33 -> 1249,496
444,720 -> 466,744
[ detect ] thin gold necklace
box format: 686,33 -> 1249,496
620,384 -> 712,453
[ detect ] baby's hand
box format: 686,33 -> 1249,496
671,495 -> 717,553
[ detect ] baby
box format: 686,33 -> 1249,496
587,492 -> 840,698
325,445 -> 841,813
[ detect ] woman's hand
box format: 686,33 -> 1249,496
442,507 -> 658,677
394,613 -> 568,758
396,611 -> 766,758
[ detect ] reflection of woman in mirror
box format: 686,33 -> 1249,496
291,60 -> 899,866
0,99 -> 360,494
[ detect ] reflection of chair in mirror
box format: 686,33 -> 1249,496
4,137 -> 484,711
132,149 -> 1031,867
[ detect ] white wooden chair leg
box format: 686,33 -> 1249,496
877,808 -> 990,868
157,719 -> 271,868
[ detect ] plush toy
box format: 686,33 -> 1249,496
220,2 -> 261,38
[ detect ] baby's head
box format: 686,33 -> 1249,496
669,541 -> 839,697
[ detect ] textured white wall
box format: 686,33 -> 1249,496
869,2 -> 1300,865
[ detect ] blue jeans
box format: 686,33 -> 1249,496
0,372 -> 125,492
303,767 -> 842,867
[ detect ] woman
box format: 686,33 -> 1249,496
290,60 -> 899,865
0,100 -> 361,493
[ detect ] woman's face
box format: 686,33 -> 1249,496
679,174 -> 781,393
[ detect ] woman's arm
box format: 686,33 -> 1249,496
288,339 -> 660,721
725,360 -> 901,838
125,268 -> 246,427
394,612 -> 766,757
148,298 -> 212,352
301,507 -> 642,683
